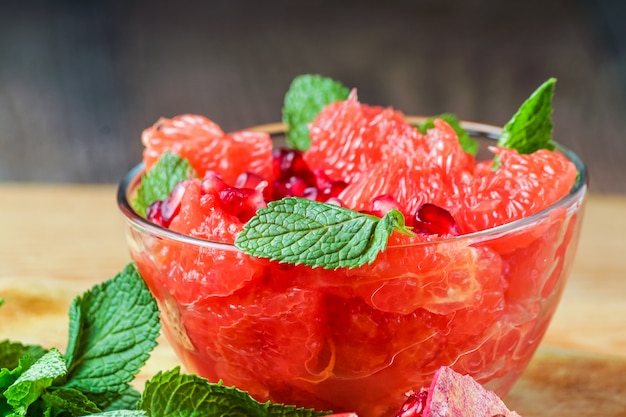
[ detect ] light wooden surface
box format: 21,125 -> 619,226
1,185 -> 625,415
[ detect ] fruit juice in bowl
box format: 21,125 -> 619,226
117,75 -> 587,417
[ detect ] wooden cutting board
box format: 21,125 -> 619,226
506,349 -> 626,416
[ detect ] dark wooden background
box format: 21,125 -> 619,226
1,0 -> 625,193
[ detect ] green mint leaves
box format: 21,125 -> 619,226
138,368 -> 328,417
282,74 -> 350,151
498,78 -> 557,153
4,349 -> 67,415
1,264 -> 334,417
63,263 -> 161,395
132,152 -> 196,217
235,198 -> 414,269
417,113 -> 479,155
0,264 -> 160,416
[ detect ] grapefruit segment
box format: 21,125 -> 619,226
305,90 -> 423,184
339,156 -> 466,230
354,243 -> 504,316
164,180 -> 262,301
461,147 -> 577,233
142,114 -> 273,184
168,179 -> 242,244
180,286 -> 331,405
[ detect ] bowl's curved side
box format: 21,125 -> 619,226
116,118 -> 588,417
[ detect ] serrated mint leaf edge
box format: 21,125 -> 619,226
235,198 -> 409,270
85,383 -> 142,412
236,198 -> 384,268
497,78 -> 557,154
139,367 -> 330,417
63,263 -> 160,394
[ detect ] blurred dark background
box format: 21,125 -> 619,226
1,0 -> 625,192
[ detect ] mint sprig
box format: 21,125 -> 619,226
139,368 -> 329,417
282,74 -> 350,151
0,264 -> 160,416
132,152 -> 196,217
417,113 -> 479,155
497,78 -> 557,153
63,263 -> 160,396
235,198 -> 414,270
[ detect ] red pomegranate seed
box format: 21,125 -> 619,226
413,203 -> 460,236
146,180 -> 188,227
314,169 -> 348,200
302,186 -> 319,201
369,194 -> 400,217
201,171 -> 228,195
271,181 -> 288,200
146,200 -> 165,226
286,176 -> 308,197
218,187 -> 266,223
314,169 -> 334,190
161,180 -> 188,224
291,153 -> 315,180
271,149 -> 319,200
394,389 -> 428,417
324,180 -> 348,198
273,149 -> 315,183
234,172 -> 268,192
273,148 -> 295,179
273,176 -> 308,199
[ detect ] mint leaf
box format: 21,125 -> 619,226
139,368 -> 329,417
0,342 -> 47,395
1,354 -> 41,415
417,113 -> 479,155
497,78 -> 557,154
4,348 -> 67,414
132,152 -> 196,217
85,383 -> 141,412
282,74 -> 350,151
235,198 -> 413,269
0,340 -> 47,373
42,387 -> 102,415
62,263 -> 160,397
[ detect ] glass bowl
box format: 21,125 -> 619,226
117,118 -> 587,417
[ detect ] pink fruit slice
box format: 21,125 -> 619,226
395,366 -> 522,417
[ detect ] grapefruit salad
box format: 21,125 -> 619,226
118,75 -> 587,417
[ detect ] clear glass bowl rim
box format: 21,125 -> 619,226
117,117 -> 588,251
